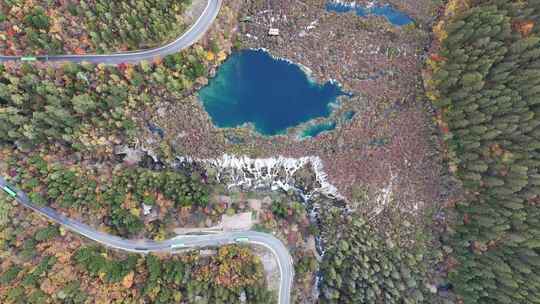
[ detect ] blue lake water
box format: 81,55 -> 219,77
326,2 -> 414,26
302,121 -> 337,138
147,122 -> 165,139
344,110 -> 356,121
199,49 -> 345,136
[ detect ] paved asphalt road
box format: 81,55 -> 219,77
0,175 -> 294,304
0,0 -> 222,64
0,1 -> 294,302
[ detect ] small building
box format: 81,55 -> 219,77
268,28 -> 280,36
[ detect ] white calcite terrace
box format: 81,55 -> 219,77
176,154 -> 342,199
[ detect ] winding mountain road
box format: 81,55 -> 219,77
0,0 -> 294,302
0,175 -> 293,304
0,0 -> 222,64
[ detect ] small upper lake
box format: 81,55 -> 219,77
199,49 -> 345,136
326,2 -> 414,26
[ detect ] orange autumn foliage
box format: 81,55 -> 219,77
194,246 -> 262,289
74,47 -> 86,55
430,53 -> 447,62
513,20 -> 535,37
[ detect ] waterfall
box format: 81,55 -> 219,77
175,154 -> 343,200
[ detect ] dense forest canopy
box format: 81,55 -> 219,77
319,213 -> 430,303
0,0 -> 192,55
0,50 -> 207,154
428,0 -> 540,303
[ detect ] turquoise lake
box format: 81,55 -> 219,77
343,110 -> 356,121
198,49 -> 345,136
301,121 -> 337,138
326,2 -> 414,26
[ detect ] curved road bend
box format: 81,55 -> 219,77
0,176 -> 293,304
1,1 -> 294,302
0,0 -> 222,64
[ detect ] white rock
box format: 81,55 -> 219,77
142,204 -> 152,215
